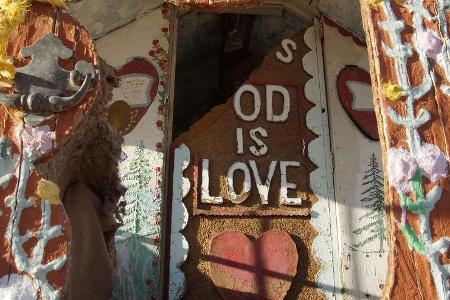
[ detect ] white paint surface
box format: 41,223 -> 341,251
304,22 -> 340,299
96,10 -> 169,69
266,85 -> 291,122
170,145 -> 191,300
323,21 -> 387,299
249,160 -> 276,205
69,0 -> 163,39
227,162 -> 252,204
279,161 -> 302,205
233,84 -> 261,121
112,75 -> 155,107
236,128 -> 244,154
249,127 -> 268,156
275,39 -> 297,64
201,159 -> 223,204
347,81 -> 374,111
0,274 -> 37,300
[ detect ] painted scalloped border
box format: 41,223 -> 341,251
169,144 -> 191,300
303,24 -> 339,299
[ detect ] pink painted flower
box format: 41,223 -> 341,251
17,124 -> 56,154
418,29 -> 442,59
387,147 -> 419,193
416,143 -> 448,182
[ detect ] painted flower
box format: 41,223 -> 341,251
368,0 -> 384,5
17,124 -> 56,154
383,83 -> 405,101
417,29 -> 442,59
36,179 -> 61,205
387,147 -> 418,193
416,143 -> 448,182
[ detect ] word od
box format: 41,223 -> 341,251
201,78 -> 302,206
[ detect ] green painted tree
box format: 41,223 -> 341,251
120,141 -> 155,237
113,141 -> 161,300
352,153 -> 386,252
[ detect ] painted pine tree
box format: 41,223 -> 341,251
114,141 -> 161,299
119,141 -> 156,237
352,153 -> 386,252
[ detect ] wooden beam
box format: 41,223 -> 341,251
360,1 -> 450,299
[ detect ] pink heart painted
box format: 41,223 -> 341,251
209,230 -> 298,300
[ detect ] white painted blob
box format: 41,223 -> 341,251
170,145 -> 191,300
0,274 -> 38,300
236,128 -> 244,155
227,162 -> 252,204
112,75 -> 155,107
266,85 -> 291,122
233,84 -> 261,122
201,159 -> 223,204
249,160 -> 277,205
275,39 -> 297,64
347,81 -> 374,111
279,161 -> 302,205
249,127 -> 268,157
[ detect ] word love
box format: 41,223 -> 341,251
201,159 -> 303,205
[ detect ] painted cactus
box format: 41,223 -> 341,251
379,0 -> 450,298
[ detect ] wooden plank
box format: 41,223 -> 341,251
95,7 -> 172,300
322,17 -> 388,299
161,6 -> 179,299
304,19 -> 340,299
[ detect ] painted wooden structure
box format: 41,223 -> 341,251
0,3 -> 95,298
0,2 -> 122,299
323,18 -> 388,299
165,1 -> 450,299
360,0 -> 450,299
166,10 -> 388,300
2,0 -> 450,299
95,6 -> 171,299
169,26 -> 334,299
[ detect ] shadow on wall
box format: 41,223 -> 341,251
173,11 -> 308,138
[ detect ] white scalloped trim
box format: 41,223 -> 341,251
169,144 -> 191,300
304,24 -> 339,299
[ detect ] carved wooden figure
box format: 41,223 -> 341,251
0,2 -> 122,299
361,0 -> 450,299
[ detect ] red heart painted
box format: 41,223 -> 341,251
337,65 -> 379,140
108,58 -> 160,135
209,230 -> 298,300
